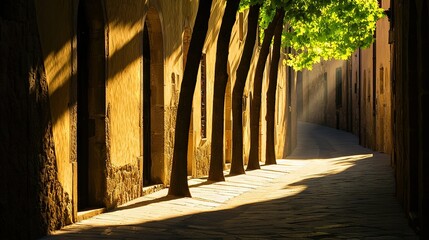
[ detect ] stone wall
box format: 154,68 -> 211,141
0,0 -> 71,237
391,0 -> 429,236
0,1 -> 292,238
375,0 -> 392,154
300,4 -> 393,156
300,60 -> 349,130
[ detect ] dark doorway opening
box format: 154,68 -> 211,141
77,1 -> 106,210
143,23 -> 152,187
141,8 -> 165,186
77,3 -> 89,209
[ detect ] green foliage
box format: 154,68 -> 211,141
259,1 -> 276,30
283,0 -> 384,70
240,0 -> 384,70
239,0 -> 263,11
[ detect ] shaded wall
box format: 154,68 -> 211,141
301,60 -> 348,130
391,0 -> 429,236
0,0 -> 71,238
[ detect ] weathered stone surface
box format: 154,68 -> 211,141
0,1 -> 71,238
391,0 -> 429,236
165,105 -> 178,185
105,163 -> 142,209
105,105 -> 142,209
195,142 -> 211,177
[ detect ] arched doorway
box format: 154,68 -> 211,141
143,7 -> 165,186
77,0 -> 106,210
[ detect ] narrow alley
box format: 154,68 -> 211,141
2,1 -> 428,238
42,122 -> 417,239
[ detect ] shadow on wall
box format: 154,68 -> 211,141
1,0 -> 221,237
0,1 -> 72,238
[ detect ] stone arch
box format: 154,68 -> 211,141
76,0 -> 107,210
142,6 -> 165,185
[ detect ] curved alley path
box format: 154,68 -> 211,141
42,122 -> 417,239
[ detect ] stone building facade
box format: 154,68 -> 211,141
299,60 -> 350,130
300,0 -> 393,155
0,0 -> 292,238
300,0 -> 429,236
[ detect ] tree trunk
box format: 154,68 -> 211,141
265,13 -> 285,165
230,4 -> 260,175
247,8 -> 283,170
168,0 -> 213,197
209,0 -> 241,182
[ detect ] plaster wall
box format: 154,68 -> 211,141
375,0 -> 392,154
301,63 -> 327,125
301,60 -> 347,130
275,54 -> 288,158
3,0 -> 290,237
31,0 -> 290,224
34,0 -> 75,223
156,0 -> 198,183
351,51 -> 360,137
360,45 -> 375,149
103,0 -> 146,207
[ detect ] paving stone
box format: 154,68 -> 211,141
41,122 -> 418,239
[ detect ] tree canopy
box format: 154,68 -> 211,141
241,0 -> 384,70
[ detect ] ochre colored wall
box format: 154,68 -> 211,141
1,0 -> 72,237
35,0 -> 75,223
189,4 -> 289,173
30,0 -> 290,231
360,45 -> 375,149
301,62 -> 328,125
301,60 -> 347,130
375,0 -> 392,154
104,0 -> 145,207
105,0 -> 143,167
351,51 -> 360,137
158,0 -> 196,183
301,1 -> 392,156
190,0 -> 224,177
274,54 -> 288,159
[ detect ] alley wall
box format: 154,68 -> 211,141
300,0 -> 392,155
0,0 -> 293,237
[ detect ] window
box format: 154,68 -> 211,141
336,68 -> 343,108
200,53 -> 207,139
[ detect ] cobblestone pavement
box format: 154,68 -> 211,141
42,122 -> 418,239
